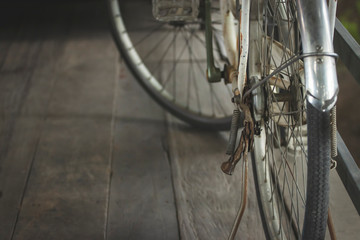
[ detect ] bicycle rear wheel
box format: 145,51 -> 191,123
107,0 -> 233,130
249,0 -> 331,239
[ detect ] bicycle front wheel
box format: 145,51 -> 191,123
249,0 -> 331,239
108,0 -> 234,130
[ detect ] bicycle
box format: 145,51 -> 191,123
107,0 -> 339,239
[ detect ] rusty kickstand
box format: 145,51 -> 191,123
221,84 -> 254,240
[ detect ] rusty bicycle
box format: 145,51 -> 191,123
107,0 -> 339,239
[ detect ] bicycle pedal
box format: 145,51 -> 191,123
221,156 -> 236,175
226,109 -> 241,155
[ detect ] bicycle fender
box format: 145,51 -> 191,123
296,0 -> 339,112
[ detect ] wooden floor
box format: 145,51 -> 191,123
0,1 -> 358,240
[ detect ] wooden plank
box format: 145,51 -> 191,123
0,2 -> 179,239
106,61 -> 179,240
166,116 -> 265,240
12,117 -> 113,240
11,29 -> 116,240
0,19 -> 62,240
0,2 -> 116,239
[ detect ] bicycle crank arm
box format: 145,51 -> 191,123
204,0 -> 222,83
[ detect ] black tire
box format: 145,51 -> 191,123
250,0 -> 331,239
302,102 -> 330,239
107,0 -> 233,130
252,102 -> 331,239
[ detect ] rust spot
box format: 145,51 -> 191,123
237,36 -> 239,53
244,74 -> 248,85
239,9 -> 242,24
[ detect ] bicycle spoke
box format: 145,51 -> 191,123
161,31 -> 192,91
181,28 -> 210,114
173,28 -> 177,101
141,30 -> 173,62
188,44 -> 229,116
132,23 -> 167,47
148,29 -> 181,83
253,1 -> 311,238
183,28 -> 202,113
114,0 -> 233,129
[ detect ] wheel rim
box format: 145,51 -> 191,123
110,0 -> 234,122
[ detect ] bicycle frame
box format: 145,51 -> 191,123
211,0 -> 339,112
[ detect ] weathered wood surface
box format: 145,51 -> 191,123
106,60 -> 179,240
0,2 -> 117,240
12,33 -> 116,240
0,1 -> 359,240
166,116 -> 265,240
0,2 -> 179,240
0,6 -> 69,240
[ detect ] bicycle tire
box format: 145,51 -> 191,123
249,0 -> 331,239
107,0 -> 233,130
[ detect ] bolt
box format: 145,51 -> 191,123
316,45 -> 323,52
316,58 -> 324,63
